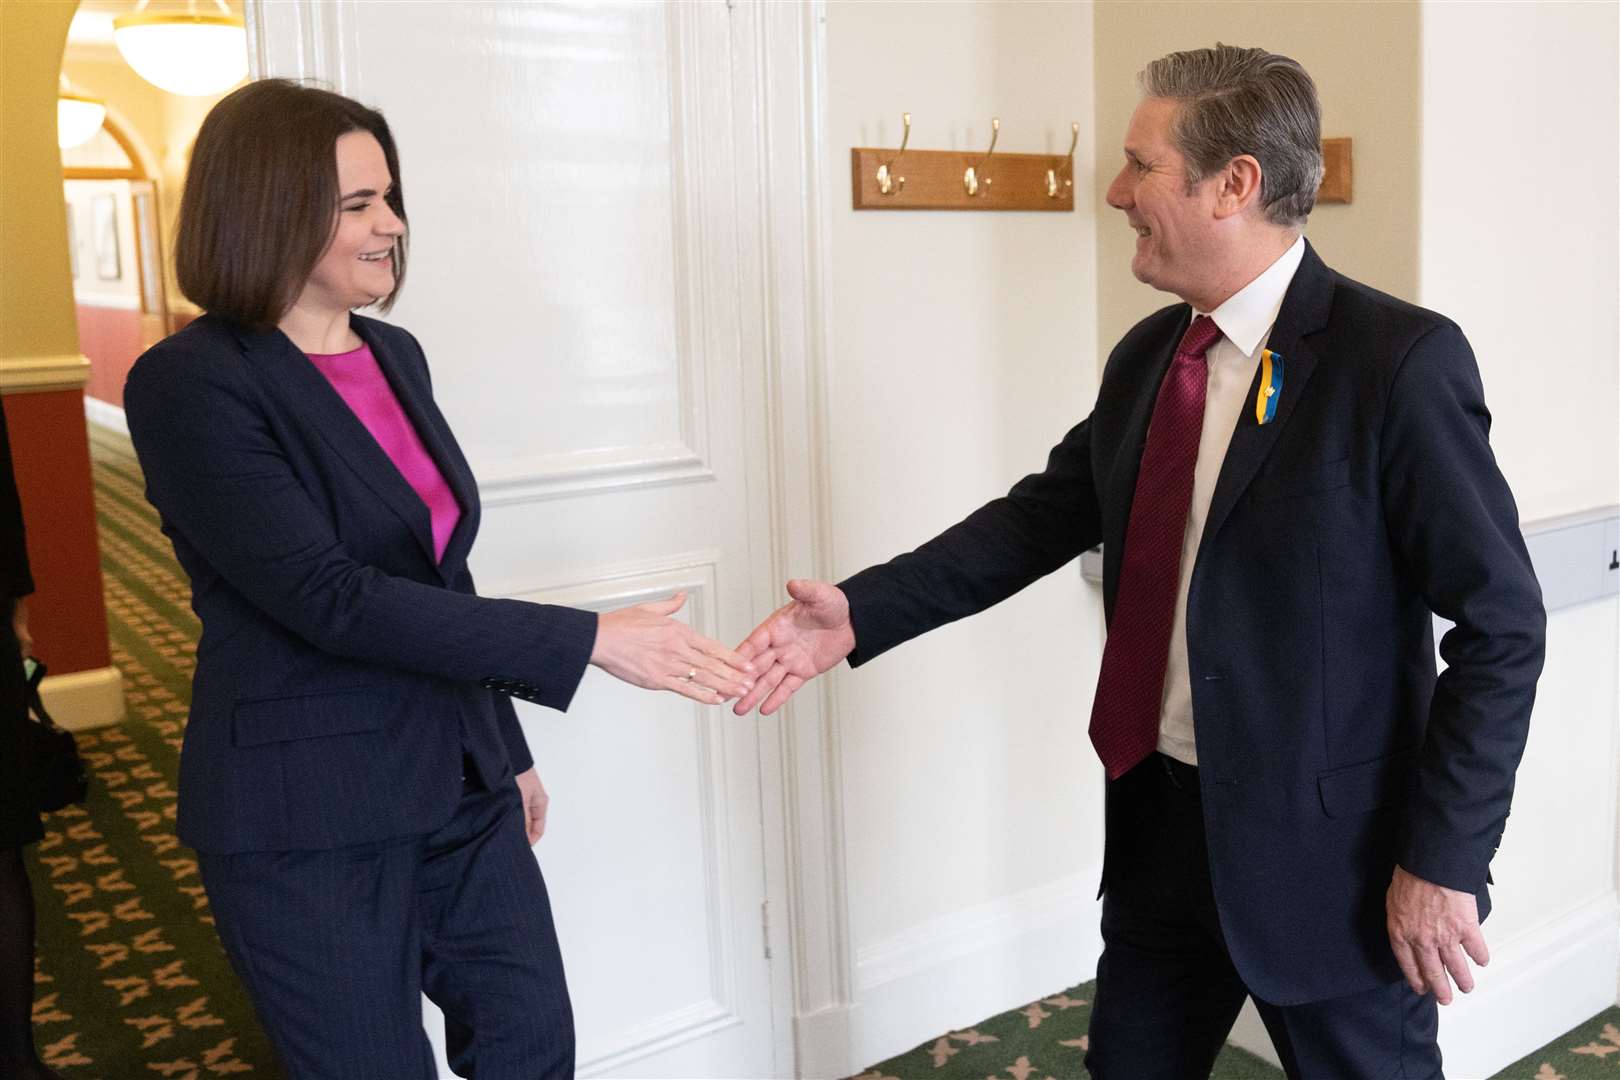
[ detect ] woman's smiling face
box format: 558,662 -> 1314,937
298,131 -> 405,315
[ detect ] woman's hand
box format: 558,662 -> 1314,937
515,767 -> 549,844
590,592 -> 755,704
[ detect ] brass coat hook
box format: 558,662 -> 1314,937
1047,121 -> 1080,198
877,112 -> 911,196
964,117 -> 999,197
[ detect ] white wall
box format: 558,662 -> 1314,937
1416,3 -> 1620,1075
822,1 -> 1104,1069
1418,1 -> 1619,524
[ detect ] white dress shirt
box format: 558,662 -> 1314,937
1156,236 -> 1306,765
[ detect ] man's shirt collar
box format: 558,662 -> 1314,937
1195,235 -> 1306,359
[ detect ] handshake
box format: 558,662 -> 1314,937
588,580 -> 854,715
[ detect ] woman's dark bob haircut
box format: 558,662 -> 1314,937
175,79 -> 408,331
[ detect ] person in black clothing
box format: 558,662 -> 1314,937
0,401 -> 60,1080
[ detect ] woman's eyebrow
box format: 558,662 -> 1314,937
340,183 -> 394,201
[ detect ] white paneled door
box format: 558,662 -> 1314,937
249,2 -> 789,1076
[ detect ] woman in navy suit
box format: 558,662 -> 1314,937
124,79 -> 756,1079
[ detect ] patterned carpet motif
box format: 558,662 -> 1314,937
848,981 -> 1279,1080
26,427 -> 280,1077
849,977 -> 1620,1078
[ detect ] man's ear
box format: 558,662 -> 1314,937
1213,154 -> 1264,220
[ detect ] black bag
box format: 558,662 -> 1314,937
24,659 -> 90,813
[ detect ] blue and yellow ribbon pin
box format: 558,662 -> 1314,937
1255,349 -> 1285,425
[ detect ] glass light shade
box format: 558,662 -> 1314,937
112,12 -> 248,97
57,94 -> 107,149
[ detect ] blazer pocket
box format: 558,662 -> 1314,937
1317,747 -> 1420,818
1251,456 -> 1352,503
233,686 -> 383,747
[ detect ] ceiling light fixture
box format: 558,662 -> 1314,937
57,91 -> 108,150
113,0 -> 248,98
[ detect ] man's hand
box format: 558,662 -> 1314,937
515,767 -> 549,845
732,579 -> 856,716
1386,864 -> 1489,1005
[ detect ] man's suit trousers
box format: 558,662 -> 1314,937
200,777 -> 573,1079
1085,754 -> 1443,1080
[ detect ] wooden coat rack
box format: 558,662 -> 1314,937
851,114 -> 1355,213
851,114 -> 1079,212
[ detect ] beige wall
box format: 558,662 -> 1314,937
1092,1 -> 1421,364
1,0 -> 81,362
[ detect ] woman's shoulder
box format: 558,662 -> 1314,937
352,314 -> 424,360
132,314 -> 246,374
126,315 -> 268,412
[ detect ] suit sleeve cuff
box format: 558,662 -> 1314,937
494,692 -> 534,774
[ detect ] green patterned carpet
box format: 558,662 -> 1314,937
26,426 -> 280,1077
24,426 -> 1620,1079
853,981 -> 1620,1079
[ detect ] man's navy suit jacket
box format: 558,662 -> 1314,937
125,314 -> 598,856
838,243 -> 1546,1006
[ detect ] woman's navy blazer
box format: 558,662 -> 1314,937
125,314 -> 598,855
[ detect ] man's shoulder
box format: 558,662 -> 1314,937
1119,301 -> 1189,349
1103,302 -> 1187,375
1324,269 -> 1460,343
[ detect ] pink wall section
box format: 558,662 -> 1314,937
76,303 -> 142,409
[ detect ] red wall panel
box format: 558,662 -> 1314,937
3,390 -> 111,675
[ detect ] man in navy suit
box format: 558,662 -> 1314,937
735,45 -> 1544,1078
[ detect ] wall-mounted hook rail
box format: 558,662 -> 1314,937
876,112 -> 911,196
963,117 -> 999,197
1046,121 -> 1079,198
851,116 -> 1079,212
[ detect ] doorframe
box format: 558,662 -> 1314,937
738,2 -> 858,1077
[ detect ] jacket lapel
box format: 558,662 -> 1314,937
234,322 -> 442,570
350,320 -> 480,578
1196,241 -> 1335,555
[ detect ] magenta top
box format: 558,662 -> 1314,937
306,342 -> 462,563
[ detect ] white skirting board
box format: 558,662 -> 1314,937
819,880 -> 1616,1079
808,869 -> 1103,1078
1228,890 -> 1620,1076
83,395 -> 129,437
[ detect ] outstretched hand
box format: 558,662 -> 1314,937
732,579 -> 856,716
591,592 -> 756,705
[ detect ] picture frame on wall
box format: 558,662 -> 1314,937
93,192 -> 121,281
132,183 -> 166,320
66,201 -> 79,280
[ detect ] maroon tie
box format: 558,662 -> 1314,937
1088,314 -> 1221,780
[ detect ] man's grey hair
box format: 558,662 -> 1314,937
1140,44 -> 1324,228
